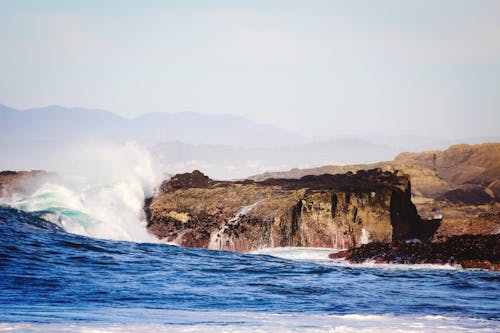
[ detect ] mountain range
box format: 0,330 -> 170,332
0,104 -> 302,147
1,104 -> 499,179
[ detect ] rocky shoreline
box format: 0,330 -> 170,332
329,234 -> 500,270
1,165 -> 498,270
145,169 -> 440,252
144,169 -> 499,270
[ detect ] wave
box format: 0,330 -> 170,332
252,247 -> 462,270
1,310 -> 497,332
1,141 -> 160,242
251,246 -> 336,260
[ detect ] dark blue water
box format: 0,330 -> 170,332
0,206 -> 499,330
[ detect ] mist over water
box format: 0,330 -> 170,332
3,141 -> 160,242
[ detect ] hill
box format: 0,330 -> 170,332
250,143 -> 500,201
249,143 -> 500,239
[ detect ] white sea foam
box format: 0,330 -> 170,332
252,247 -> 462,270
330,260 -> 461,271
251,247 -> 336,260
0,311 -> 496,332
4,141 -> 160,243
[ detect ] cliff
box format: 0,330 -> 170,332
250,143 -> 500,201
249,143 -> 500,240
145,169 -> 436,252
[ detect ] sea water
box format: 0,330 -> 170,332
0,205 -> 499,332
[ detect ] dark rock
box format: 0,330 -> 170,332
159,170 -> 210,193
334,234 -> 500,270
437,188 -> 493,205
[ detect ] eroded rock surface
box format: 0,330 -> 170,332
146,169 -> 435,252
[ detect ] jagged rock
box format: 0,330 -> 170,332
145,169 -> 436,252
330,234 -> 500,270
159,169 -> 210,193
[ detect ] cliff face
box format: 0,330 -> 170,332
146,169 -> 430,252
248,143 -> 500,240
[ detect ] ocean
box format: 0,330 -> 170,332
0,165 -> 499,333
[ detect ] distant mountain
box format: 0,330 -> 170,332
0,104 -> 303,147
0,104 -> 124,142
1,104 -> 498,180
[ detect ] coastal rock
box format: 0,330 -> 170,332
330,234 -> 500,270
250,143 -> 500,202
249,143 -> 500,238
145,169 -> 435,252
416,201 -> 500,241
0,170 -> 56,199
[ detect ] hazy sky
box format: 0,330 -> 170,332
1,0 -> 499,138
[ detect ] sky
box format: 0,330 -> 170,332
1,0 -> 499,138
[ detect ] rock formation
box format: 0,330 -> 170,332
0,170 -> 56,199
249,143 -> 500,240
250,143 -> 500,201
329,234 -> 500,271
145,169 -> 437,252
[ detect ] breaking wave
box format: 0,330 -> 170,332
1,312 -> 497,333
2,141 -> 160,242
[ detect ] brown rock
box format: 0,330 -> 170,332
249,143 -> 500,202
248,143 -> 500,238
146,169 -> 428,252
461,260 -> 500,271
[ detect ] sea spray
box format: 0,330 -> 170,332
5,141 -> 160,242
208,198 -> 266,250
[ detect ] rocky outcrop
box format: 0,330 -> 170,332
249,143 -> 500,239
329,234 -> 500,270
145,169 -> 437,252
0,170 -> 56,199
417,201 -> 500,241
250,143 -> 500,202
